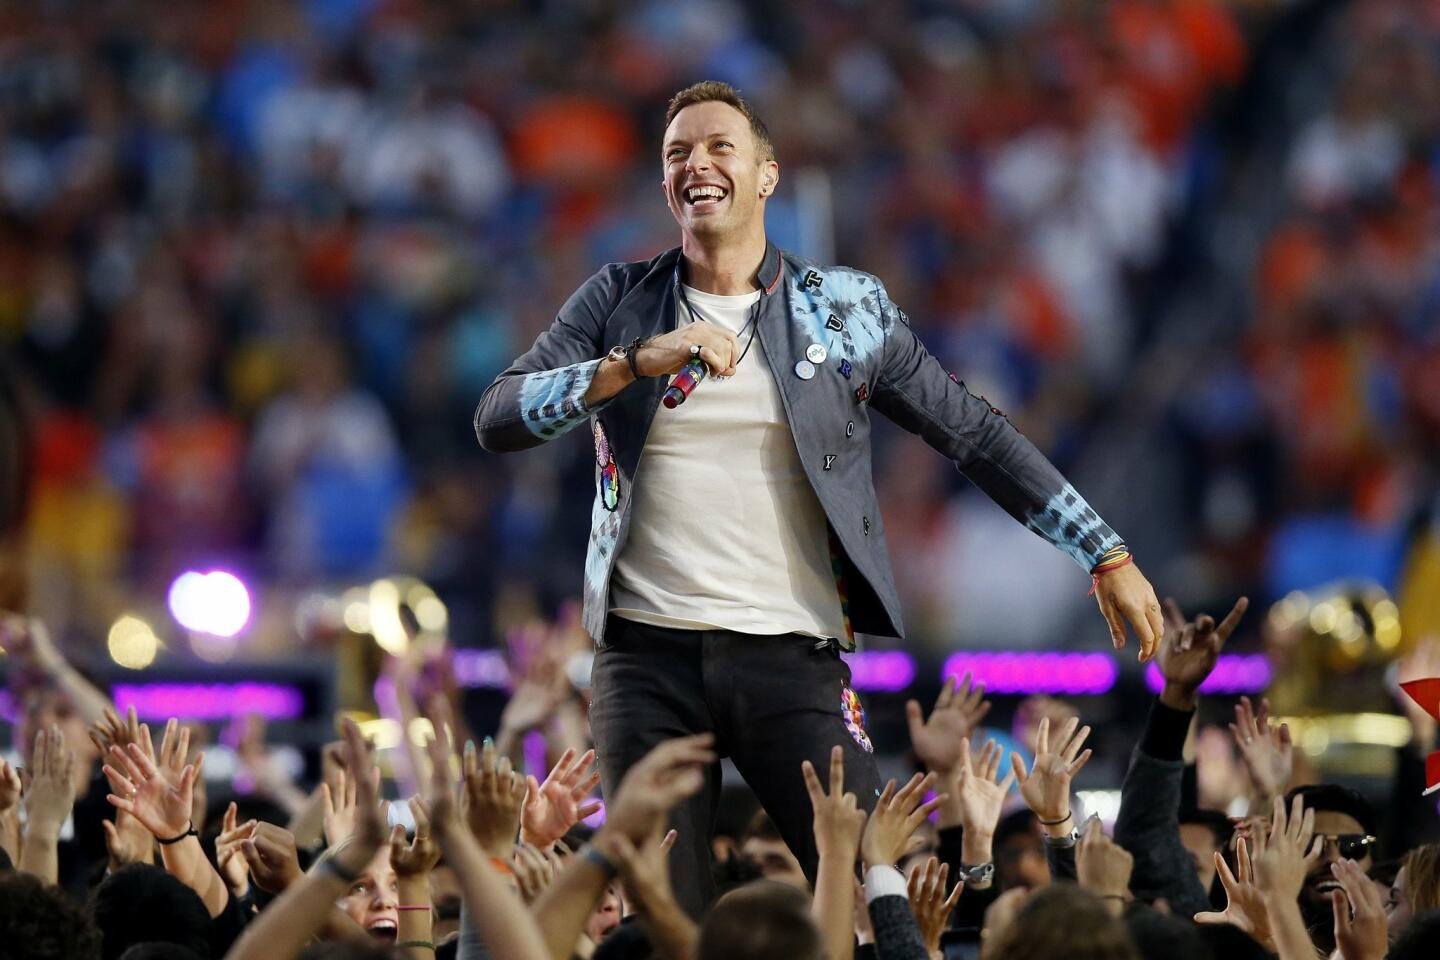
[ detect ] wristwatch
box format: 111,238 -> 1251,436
606,337 -> 647,379
1042,827 -> 1081,849
956,861 -> 994,886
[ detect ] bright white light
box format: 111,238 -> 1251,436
108,615 -> 160,669
168,570 -> 252,638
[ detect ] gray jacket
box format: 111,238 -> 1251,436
474,242 -> 1123,645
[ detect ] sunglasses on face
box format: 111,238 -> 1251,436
1315,833 -> 1377,859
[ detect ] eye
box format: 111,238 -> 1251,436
666,148 -> 686,160
714,141 -> 733,151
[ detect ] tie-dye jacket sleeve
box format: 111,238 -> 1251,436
869,281 -> 1124,573
473,265 -> 625,452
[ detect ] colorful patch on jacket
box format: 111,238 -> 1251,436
593,420 -> 619,511
841,685 -> 872,753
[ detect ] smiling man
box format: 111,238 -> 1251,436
474,80 -> 1163,915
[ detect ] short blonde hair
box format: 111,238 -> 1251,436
664,81 -> 775,161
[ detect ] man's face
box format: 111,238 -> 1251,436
742,835 -> 808,890
1300,810 -> 1372,915
661,101 -> 775,242
1179,823 -> 1221,892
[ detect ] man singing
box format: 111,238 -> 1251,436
475,81 -> 1163,914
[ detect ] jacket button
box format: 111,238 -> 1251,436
863,516 -> 870,535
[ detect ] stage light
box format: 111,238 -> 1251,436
368,578 -> 407,655
112,682 -> 304,720
167,570 -> 251,637
107,615 -> 160,669
451,649 -> 511,688
941,652 -> 1117,695
845,651 -> 916,692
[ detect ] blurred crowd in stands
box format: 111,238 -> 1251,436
5,0 -> 1435,655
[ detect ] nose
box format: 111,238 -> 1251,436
685,147 -> 711,174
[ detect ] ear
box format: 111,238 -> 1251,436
759,160 -> 780,198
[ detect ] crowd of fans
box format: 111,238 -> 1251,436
2,593 -> 1440,960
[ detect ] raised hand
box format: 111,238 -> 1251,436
1076,818 -> 1133,912
1194,835 -> 1272,947
1229,696 -> 1293,805
215,801 -> 256,896
103,808 -> 156,871
241,823 -> 303,894
802,745 -> 866,866
1156,597 -> 1249,710
1251,794 -> 1319,900
1010,716 -> 1091,827
322,764 -> 384,848
1330,857 -> 1387,960
89,706 -> 144,759
1092,560 -> 1165,662
905,672 -> 992,776
0,759 -> 20,814
389,796 -> 441,878
103,737 -> 199,839
603,735 -> 715,843
327,718 -> 389,875
907,856 -> 962,958
512,840 -> 565,902
521,748 -> 602,846
948,738 -> 1015,840
861,772 -> 943,869
24,726 -> 77,837
462,738 -> 528,858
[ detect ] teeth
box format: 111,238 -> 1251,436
687,186 -> 725,202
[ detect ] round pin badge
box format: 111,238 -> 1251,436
806,343 -> 827,364
793,360 -> 816,380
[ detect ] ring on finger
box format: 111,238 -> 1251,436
689,344 -> 701,359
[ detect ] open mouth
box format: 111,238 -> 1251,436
685,184 -> 728,207
1310,878 -> 1343,895
366,919 -> 398,943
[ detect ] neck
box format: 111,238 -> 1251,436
680,228 -> 767,295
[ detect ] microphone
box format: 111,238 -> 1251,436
662,359 -> 708,408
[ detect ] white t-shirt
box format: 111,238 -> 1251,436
609,285 -> 846,638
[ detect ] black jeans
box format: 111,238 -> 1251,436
589,616 -> 883,917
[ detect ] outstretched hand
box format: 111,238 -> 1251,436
1229,696 -> 1293,805
861,772 -> 943,869
1010,716 -> 1091,827
521,748 -> 602,847
802,745 -> 866,866
905,672 -> 992,777
1156,597 -> 1249,710
1092,561 -> 1164,662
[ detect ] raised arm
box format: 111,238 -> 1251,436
803,745 -> 867,960
18,726 -> 76,884
2,614 -> 111,726
1010,717 -> 1091,882
861,772 -> 945,960
868,285 -> 1162,660
224,719 -> 387,960
1115,597 -> 1247,920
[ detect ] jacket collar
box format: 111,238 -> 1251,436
667,239 -> 785,297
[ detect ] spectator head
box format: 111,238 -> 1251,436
118,947 -> 205,960
17,674 -> 103,773
331,845 -> 399,945
741,810 -> 807,890
93,864 -> 211,960
981,884 -> 1139,960
0,872 -> 103,960
995,809 -> 1049,890
711,850 -> 764,898
697,880 -> 823,960
1286,784 -> 1376,919
585,883 -> 623,944
1389,843 -> 1440,941
1178,809 -> 1233,894
1388,909 -> 1440,960
1122,904 -> 1208,960
661,81 -> 778,243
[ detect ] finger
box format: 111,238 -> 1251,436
1278,722 -> 1293,753
1062,724 -> 1090,763
905,700 -> 926,746
1069,749 -> 1093,777
1035,716 -> 1050,756
480,737 -> 497,775
1162,598 -> 1185,631
1214,850 -> 1239,893
1331,889 -> 1352,937
572,769 -> 601,801
102,819 -> 118,851
409,796 -> 430,835
576,800 -> 602,820
661,829 -> 678,852
1098,594 -> 1127,650
545,748 -> 577,787
829,745 -> 845,797
125,741 -> 158,779
1010,751 -> 1029,784
1085,816 -> 1103,842
224,801 -> 237,833
936,675 -> 957,711
957,736 -> 973,776
1143,602 -> 1166,662
953,672 -> 972,708
801,760 -> 825,805
1215,597 -> 1249,643
982,740 -> 1002,782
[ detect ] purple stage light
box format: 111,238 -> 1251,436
1144,654 -> 1272,695
451,650 -> 512,689
941,651 -> 1118,695
844,651 -> 916,692
113,682 -> 304,720
168,570 -> 252,638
